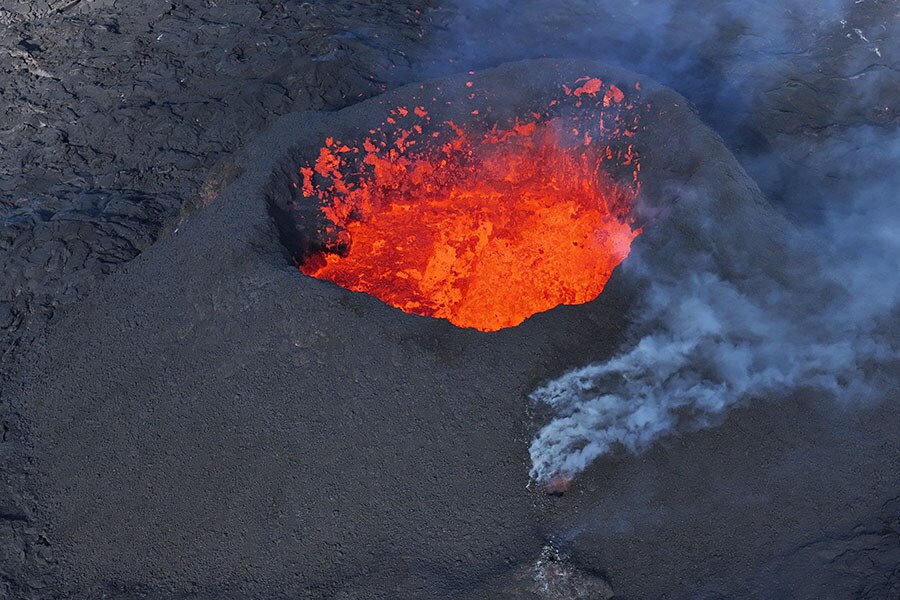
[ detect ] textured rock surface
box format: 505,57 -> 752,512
0,189 -> 180,358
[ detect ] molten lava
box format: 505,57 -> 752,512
296,77 -> 643,332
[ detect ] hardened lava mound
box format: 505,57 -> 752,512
269,75 -> 646,331
16,59 -> 799,599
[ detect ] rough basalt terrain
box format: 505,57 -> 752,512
2,1 -> 899,598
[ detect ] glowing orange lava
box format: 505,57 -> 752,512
296,77 -> 643,332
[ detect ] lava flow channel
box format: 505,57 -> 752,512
297,77 -> 643,332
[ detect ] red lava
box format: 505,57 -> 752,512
297,77 -> 643,332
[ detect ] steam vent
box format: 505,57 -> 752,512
272,76 -> 643,331
16,59 -> 812,599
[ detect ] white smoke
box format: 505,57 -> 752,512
426,0 -> 899,481
529,128 -> 900,481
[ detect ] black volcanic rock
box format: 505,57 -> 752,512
0,188 -> 181,360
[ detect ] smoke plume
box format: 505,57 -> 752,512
421,0 -> 899,480
529,127 -> 900,480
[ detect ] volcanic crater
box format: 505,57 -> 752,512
268,72 -> 650,332
16,59 -> 796,598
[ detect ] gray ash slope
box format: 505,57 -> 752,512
12,59 -> 788,598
